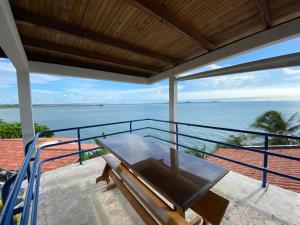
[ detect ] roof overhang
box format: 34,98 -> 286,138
1,0 -> 300,84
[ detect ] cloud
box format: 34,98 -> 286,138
179,63 -> 224,77
30,73 -> 61,84
0,59 -> 16,72
32,89 -> 56,94
207,64 -> 222,70
62,84 -> 184,103
185,71 -> 263,90
210,74 -> 256,86
0,73 -> 16,88
178,86 -> 300,101
283,67 -> 300,75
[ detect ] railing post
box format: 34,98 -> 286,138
130,121 -> 132,133
262,135 -> 269,187
175,123 -> 179,150
77,128 -> 82,165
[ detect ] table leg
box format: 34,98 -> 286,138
174,206 -> 185,217
96,163 -> 110,184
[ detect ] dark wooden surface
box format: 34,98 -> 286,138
191,191 -> 229,225
100,134 -> 229,211
103,154 -> 189,225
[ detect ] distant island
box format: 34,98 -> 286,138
0,104 -> 104,109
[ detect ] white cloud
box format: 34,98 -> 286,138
30,73 -> 61,84
0,73 -> 16,88
210,74 -> 256,86
186,71 -> 263,89
62,84 -> 184,103
207,64 -> 222,70
178,86 -> 300,101
178,63 -> 224,77
0,59 -> 16,72
32,89 -> 56,94
283,67 -> 300,75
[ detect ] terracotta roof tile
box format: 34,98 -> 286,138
0,138 -> 98,173
207,148 -> 300,193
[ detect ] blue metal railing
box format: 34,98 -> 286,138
1,118 -> 300,225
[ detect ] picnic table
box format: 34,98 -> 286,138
96,134 -> 229,225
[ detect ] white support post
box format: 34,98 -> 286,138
16,71 -> 35,146
169,75 -> 177,148
0,0 -> 35,146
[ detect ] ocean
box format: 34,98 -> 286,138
1,101 -> 300,150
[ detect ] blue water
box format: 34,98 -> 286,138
1,101 -> 300,150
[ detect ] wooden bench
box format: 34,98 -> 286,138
96,154 -> 229,225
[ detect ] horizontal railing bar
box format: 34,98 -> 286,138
147,126 -> 300,161
147,126 -> 265,153
145,135 -> 264,171
266,168 -> 300,182
40,118 -> 300,140
146,118 -> 300,140
145,135 -> 300,182
40,127 -> 148,149
41,147 -> 104,165
39,119 -> 148,135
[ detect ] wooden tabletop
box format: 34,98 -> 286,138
100,134 -> 229,211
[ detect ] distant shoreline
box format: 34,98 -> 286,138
1,100 -> 300,109
0,104 -> 104,109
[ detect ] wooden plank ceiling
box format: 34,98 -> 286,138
8,0 -> 300,78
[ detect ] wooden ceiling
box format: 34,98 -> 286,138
8,0 -> 300,78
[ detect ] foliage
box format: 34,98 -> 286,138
251,111 -> 300,145
80,133 -> 110,161
214,110 -> 300,149
0,199 -> 20,224
216,134 -> 249,149
0,120 -> 53,138
185,144 -> 207,159
13,214 -> 21,225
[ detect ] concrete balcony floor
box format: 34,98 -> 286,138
37,157 -> 300,225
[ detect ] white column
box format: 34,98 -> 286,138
16,71 -> 35,146
0,0 -> 35,146
169,75 -> 177,147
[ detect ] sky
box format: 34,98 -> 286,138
1,37 -> 300,104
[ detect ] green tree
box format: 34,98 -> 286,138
215,134 -> 249,149
0,120 -> 53,138
251,111 -> 300,145
185,145 -> 207,159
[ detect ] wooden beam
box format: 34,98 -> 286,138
256,0 -> 271,28
12,7 -> 180,65
177,52 -> 300,81
149,17 -> 300,83
126,0 -> 216,51
29,61 -> 149,84
26,52 -> 152,77
22,37 -> 161,73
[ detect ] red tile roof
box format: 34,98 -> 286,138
207,148 -> 300,193
0,138 -> 97,173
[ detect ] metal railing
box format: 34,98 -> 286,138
1,118 -> 300,225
